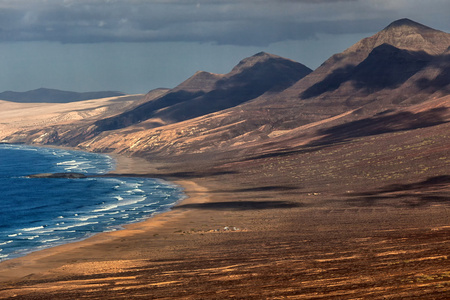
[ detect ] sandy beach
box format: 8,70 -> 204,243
1,135 -> 449,299
0,154 -> 208,282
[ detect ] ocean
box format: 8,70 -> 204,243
0,144 -> 185,262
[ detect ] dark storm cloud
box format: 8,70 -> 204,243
0,0 -> 447,46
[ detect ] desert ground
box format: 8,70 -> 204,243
0,117 -> 449,299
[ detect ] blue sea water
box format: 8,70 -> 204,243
0,144 -> 185,261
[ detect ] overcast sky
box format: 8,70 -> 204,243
0,0 -> 448,94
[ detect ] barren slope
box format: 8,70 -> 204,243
1,96 -> 449,300
0,92 -> 165,144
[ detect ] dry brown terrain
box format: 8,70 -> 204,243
0,111 -> 449,299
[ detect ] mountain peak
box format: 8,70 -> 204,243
228,52 -> 302,76
172,71 -> 224,93
253,51 -> 273,58
341,18 -> 450,60
384,18 -> 432,31
236,52 -> 281,66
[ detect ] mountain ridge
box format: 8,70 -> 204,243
68,18 -> 449,157
0,19 -> 448,160
0,88 -> 126,103
272,18 -> 450,102
92,51 -> 312,132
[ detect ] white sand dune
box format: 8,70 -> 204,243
0,94 -> 145,141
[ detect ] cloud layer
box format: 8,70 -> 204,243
0,0 -> 448,46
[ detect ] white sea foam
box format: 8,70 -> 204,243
32,227 -> 55,234
93,195 -> 148,213
21,225 -> 45,232
56,158 -> 96,172
27,235 -> 39,240
39,237 -> 61,243
93,203 -> 119,212
54,222 -> 99,231
73,214 -> 103,221
124,182 -> 141,189
0,240 -> 13,245
7,233 -> 22,237
56,160 -> 77,166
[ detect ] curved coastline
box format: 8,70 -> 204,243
0,150 -> 198,284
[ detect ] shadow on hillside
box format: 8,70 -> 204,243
243,107 -> 448,162
94,90 -> 205,131
230,185 -> 300,193
156,58 -> 311,124
240,145 -> 325,162
301,65 -> 354,99
185,185 -> 301,194
100,170 -> 238,179
173,200 -> 303,211
345,175 -> 450,207
301,45 -> 433,99
308,107 -> 448,147
415,54 -> 450,92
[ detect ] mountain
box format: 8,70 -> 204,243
93,52 -> 312,132
0,88 -> 125,103
348,18 -> 450,55
1,19 -> 449,160
227,18 -> 450,132
300,44 -> 435,99
280,18 -> 450,99
54,18 -> 447,157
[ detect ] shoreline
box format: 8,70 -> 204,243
1,140 -> 449,298
0,150 -> 204,284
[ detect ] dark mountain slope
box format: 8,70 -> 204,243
229,19 -> 450,132
301,44 -> 435,99
0,88 -> 125,103
272,18 -> 450,102
93,52 -> 312,132
170,71 -> 224,93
